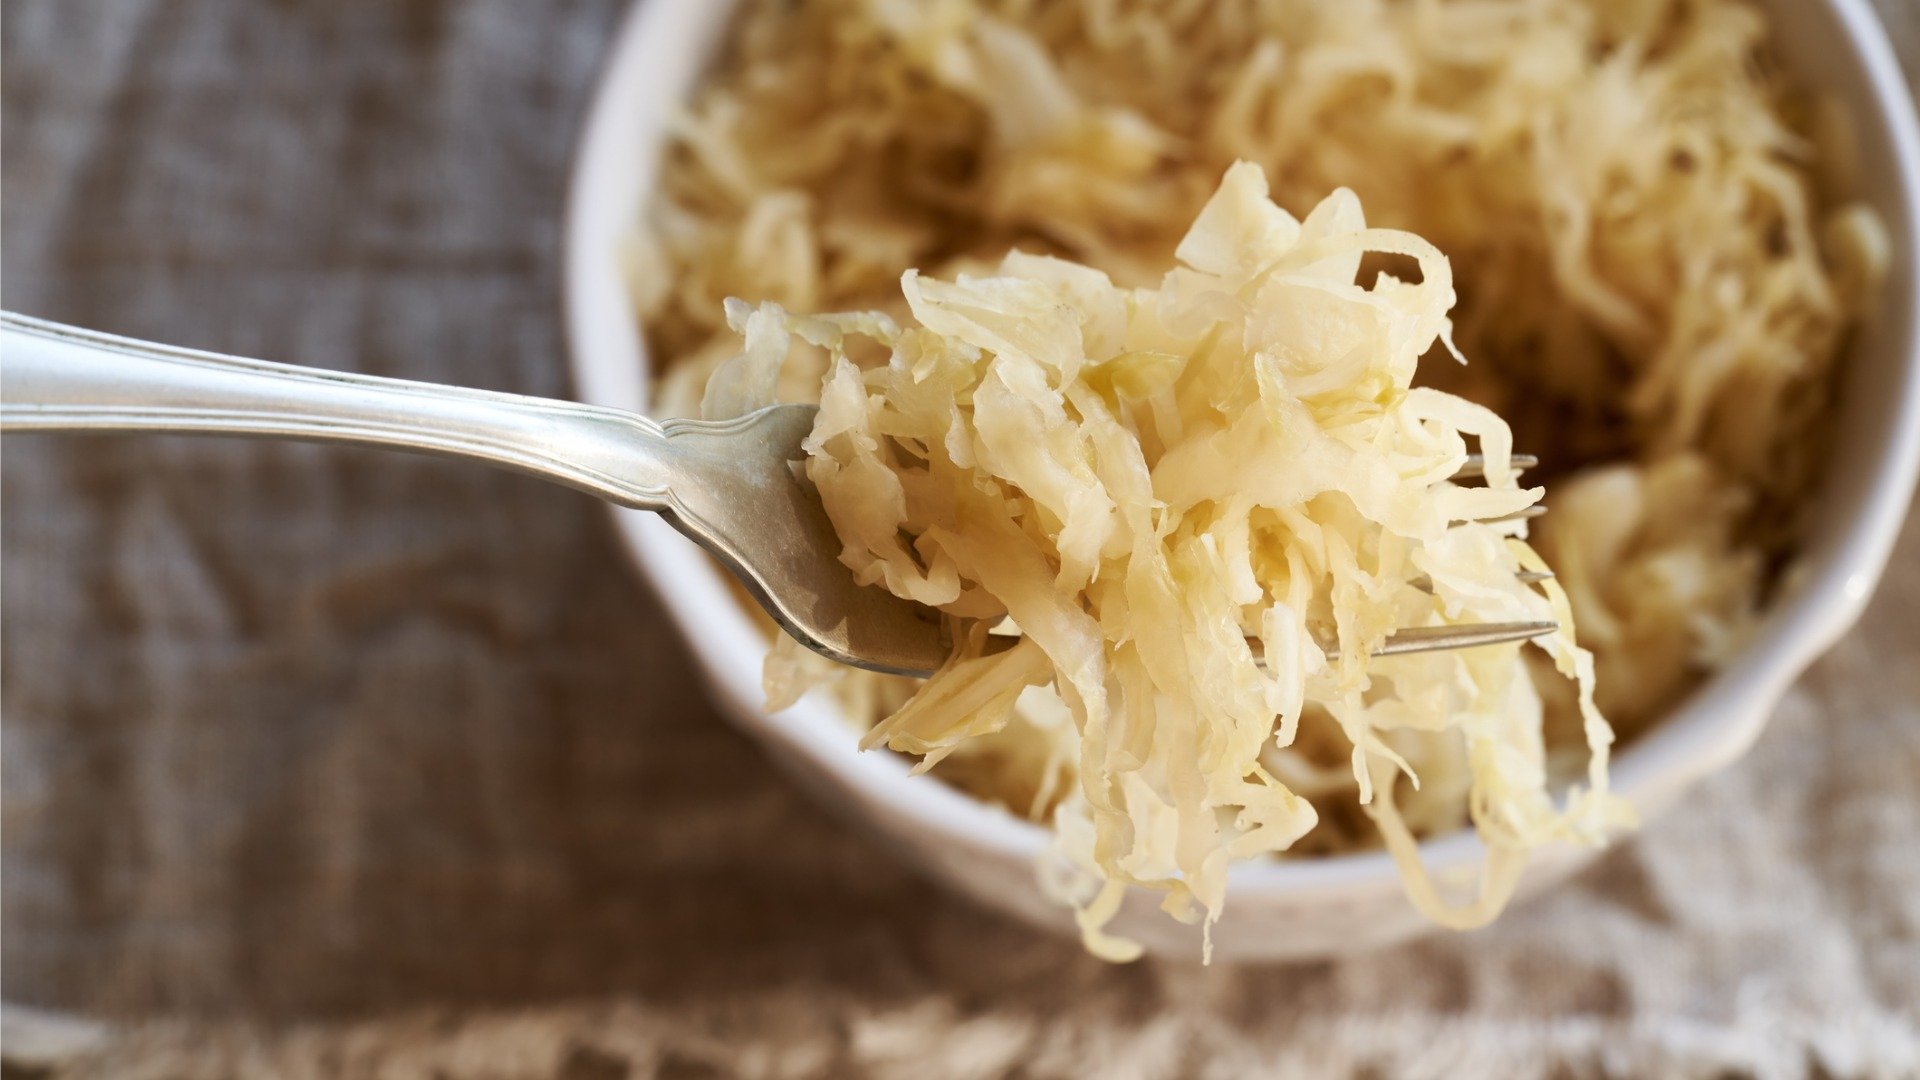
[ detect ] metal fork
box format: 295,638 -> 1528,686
0,312 -> 1554,677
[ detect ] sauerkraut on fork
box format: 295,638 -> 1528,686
699,163 -> 1635,960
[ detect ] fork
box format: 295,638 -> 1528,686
0,312 -> 1554,677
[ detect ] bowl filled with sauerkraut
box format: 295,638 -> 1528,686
563,0 -> 1920,961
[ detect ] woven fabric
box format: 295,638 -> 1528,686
3,1 -> 1917,1076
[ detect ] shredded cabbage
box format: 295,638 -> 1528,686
634,0 -> 1886,958
702,164 -> 1634,958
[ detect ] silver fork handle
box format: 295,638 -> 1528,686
0,311 -> 681,510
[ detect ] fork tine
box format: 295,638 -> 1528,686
989,618 -> 1559,667
1323,620 -> 1557,662
1453,452 -> 1539,480
1410,568 -> 1556,593
1484,504 -> 1547,524
1234,619 -> 1558,664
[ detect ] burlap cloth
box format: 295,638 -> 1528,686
4,1 -> 1919,1076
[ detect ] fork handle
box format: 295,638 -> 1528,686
0,311 -> 683,510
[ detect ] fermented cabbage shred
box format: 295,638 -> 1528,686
703,163 -> 1632,958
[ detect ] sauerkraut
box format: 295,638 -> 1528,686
701,163 -> 1633,957
633,0 -> 1886,955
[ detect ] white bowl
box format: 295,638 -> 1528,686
562,0 -> 1920,961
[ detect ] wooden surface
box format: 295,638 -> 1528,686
3,1 -> 1918,1075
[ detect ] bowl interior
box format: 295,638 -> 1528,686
563,0 -> 1920,901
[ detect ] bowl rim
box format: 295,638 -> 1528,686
560,0 -> 1920,897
